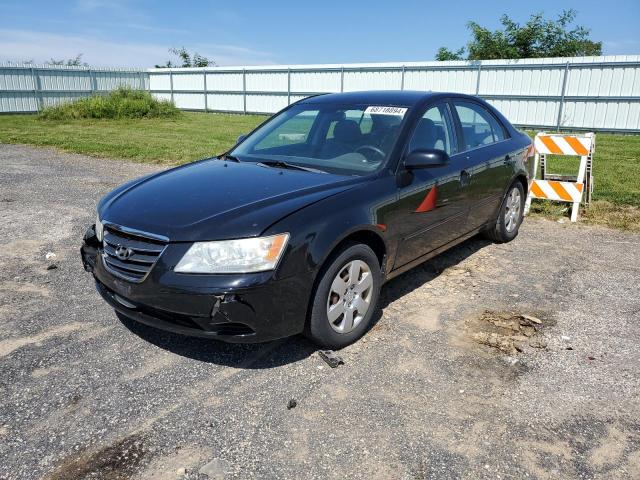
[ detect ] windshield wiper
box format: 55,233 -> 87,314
256,160 -> 326,174
218,153 -> 241,162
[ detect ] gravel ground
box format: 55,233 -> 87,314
0,144 -> 639,480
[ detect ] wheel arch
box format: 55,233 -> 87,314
316,226 -> 388,275
304,226 -> 387,335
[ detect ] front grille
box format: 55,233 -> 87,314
101,226 -> 167,283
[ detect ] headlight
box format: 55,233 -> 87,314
174,233 -> 289,274
95,214 -> 104,242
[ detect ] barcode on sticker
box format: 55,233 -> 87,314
364,106 -> 407,116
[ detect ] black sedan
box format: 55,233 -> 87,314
81,91 -> 534,348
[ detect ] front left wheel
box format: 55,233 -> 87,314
306,243 -> 382,349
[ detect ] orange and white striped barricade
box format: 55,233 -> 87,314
524,132 -> 595,222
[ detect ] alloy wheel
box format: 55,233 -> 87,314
326,260 -> 373,334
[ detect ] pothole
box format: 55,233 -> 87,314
467,310 -> 549,355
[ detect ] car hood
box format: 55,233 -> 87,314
98,159 -> 363,241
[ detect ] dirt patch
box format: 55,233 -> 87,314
404,308 -> 442,332
466,310 -> 549,355
45,435 -> 147,480
134,446 -> 209,480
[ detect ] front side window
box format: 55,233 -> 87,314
408,104 -> 455,155
231,103 -> 408,176
453,101 -> 507,151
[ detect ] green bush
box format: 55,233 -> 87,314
39,87 -> 181,120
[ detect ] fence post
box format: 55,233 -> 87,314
287,67 -> 291,105
30,66 -> 42,112
169,70 -> 174,104
89,68 -> 97,95
242,68 -> 247,114
475,63 -> 482,95
556,62 -> 570,131
340,66 -> 344,93
203,69 -> 208,112
400,65 -> 405,90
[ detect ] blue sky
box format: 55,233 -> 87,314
1,0 -> 639,67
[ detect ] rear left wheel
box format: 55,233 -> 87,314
306,243 -> 382,349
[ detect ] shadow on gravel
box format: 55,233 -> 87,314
118,313 -> 316,368
370,235 -> 492,326
118,235 -> 491,368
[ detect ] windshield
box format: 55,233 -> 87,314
230,103 -> 408,175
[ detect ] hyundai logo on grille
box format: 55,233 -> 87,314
115,245 -> 134,261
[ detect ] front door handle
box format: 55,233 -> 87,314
460,170 -> 471,187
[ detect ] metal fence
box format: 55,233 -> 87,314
0,62 -> 148,113
1,56 -> 639,132
148,55 -> 640,133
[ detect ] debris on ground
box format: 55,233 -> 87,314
468,310 -> 547,355
318,350 -> 344,368
45,251 -> 56,260
287,399 -> 297,410
198,458 -> 230,479
46,264 -> 58,270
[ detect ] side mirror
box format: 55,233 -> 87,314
236,134 -> 247,144
404,149 -> 449,169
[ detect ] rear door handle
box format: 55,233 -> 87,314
460,170 -> 471,187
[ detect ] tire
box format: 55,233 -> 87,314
306,243 -> 382,349
484,181 -> 525,243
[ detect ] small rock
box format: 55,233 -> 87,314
199,458 -> 229,479
287,399 -> 297,410
46,264 -> 58,270
561,335 -> 571,341
175,467 -> 187,476
45,251 -> 56,260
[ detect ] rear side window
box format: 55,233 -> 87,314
453,101 -> 507,151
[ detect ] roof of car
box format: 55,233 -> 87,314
299,90 -> 467,107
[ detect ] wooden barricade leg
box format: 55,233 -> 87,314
570,154 -> 588,223
524,152 -> 540,215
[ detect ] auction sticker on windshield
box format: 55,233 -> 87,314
364,106 -> 408,116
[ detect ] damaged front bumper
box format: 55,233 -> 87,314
80,225 -> 312,343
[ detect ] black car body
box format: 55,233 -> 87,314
81,91 -> 533,347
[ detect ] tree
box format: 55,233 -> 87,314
435,47 -> 465,61
47,54 -> 89,67
436,10 -> 602,60
155,47 -> 216,68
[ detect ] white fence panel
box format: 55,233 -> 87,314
290,70 -> 341,93
2,57 -> 640,131
0,63 -> 149,113
147,56 -> 640,131
207,93 -> 244,112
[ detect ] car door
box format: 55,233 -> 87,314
451,100 -> 514,229
389,102 -> 472,269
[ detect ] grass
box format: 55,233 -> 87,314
0,113 -> 637,230
39,87 -> 180,120
0,112 -> 265,164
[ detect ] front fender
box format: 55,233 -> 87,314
264,176 -> 399,281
